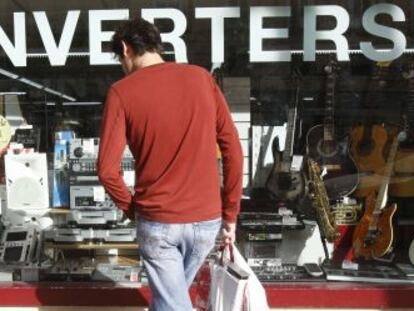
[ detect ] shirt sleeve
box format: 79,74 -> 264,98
97,86 -> 133,213
213,79 -> 244,223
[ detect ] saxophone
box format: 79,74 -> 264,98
307,159 -> 338,242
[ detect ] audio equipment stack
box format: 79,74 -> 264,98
46,137 -> 136,243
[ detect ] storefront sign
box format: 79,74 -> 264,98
0,4 -> 409,66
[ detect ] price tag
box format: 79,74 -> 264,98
341,260 -> 359,270
130,271 -> 139,282
93,186 -> 105,202
291,155 -> 303,172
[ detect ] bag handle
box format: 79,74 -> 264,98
219,243 -> 234,266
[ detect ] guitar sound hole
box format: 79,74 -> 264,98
358,140 -> 374,156
278,173 -> 292,190
317,140 -> 338,158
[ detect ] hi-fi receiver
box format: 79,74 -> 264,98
68,138 -> 134,187
68,138 -> 135,211
44,228 -> 136,243
69,158 -> 134,184
70,186 -> 116,210
66,210 -> 120,227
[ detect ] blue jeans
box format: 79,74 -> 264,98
137,217 -> 222,311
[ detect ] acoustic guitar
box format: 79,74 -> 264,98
389,65 -> 414,197
350,62 -> 391,198
306,61 -> 358,200
352,132 -> 402,259
266,78 -> 306,202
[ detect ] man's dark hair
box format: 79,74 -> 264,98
111,17 -> 163,57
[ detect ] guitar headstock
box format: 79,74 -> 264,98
373,61 -> 392,86
324,60 -> 340,76
291,66 -> 303,83
402,63 -> 414,80
397,128 -> 408,143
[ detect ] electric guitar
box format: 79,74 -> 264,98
390,64 -> 414,197
352,132 -> 402,259
306,61 -> 358,200
350,62 -> 391,198
266,79 -> 306,202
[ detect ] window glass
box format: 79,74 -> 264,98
0,0 -> 413,282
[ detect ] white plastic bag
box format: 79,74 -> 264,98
208,244 -> 270,311
232,245 -> 270,311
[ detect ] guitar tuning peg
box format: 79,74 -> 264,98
397,131 -> 408,143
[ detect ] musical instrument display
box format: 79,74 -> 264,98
307,158 -> 338,242
350,62 -> 391,198
306,61 -> 358,200
389,64 -> 414,197
260,58 -> 414,267
352,133 -> 401,259
266,77 -> 306,202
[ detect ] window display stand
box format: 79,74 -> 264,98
0,280 -> 413,308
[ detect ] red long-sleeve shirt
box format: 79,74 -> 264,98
97,62 -> 243,223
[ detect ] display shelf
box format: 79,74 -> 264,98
44,242 -> 138,250
47,208 -> 70,215
0,282 -> 413,308
262,282 -> 414,308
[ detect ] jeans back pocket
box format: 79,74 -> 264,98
192,218 -> 221,258
137,218 -> 170,259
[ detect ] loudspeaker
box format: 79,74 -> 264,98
5,153 -> 49,213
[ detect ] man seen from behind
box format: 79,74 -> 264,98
97,17 -> 243,311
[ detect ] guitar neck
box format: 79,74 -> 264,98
282,81 -> 300,163
282,107 -> 297,162
363,63 -> 391,122
407,77 -> 414,127
323,72 -> 336,141
374,136 -> 399,212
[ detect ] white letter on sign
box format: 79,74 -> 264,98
0,12 -> 26,67
250,6 -> 291,62
142,8 -> 188,63
89,9 -> 129,65
360,4 -> 406,62
34,11 -> 80,66
304,5 -> 350,61
195,7 -> 240,64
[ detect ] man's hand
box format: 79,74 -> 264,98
222,222 -> 236,245
122,204 -> 135,221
